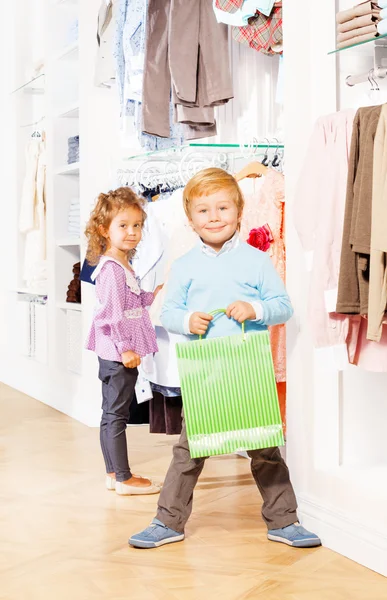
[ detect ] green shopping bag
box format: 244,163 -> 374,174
176,309 -> 284,458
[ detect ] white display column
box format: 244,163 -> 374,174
284,0 -> 387,577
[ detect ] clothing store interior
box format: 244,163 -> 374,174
2,0 -> 387,597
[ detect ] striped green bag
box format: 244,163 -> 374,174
176,309 -> 284,458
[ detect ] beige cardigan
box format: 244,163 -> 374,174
367,104 -> 387,341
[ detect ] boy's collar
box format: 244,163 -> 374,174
199,231 -> 240,257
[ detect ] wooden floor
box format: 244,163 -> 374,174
1,384 -> 387,600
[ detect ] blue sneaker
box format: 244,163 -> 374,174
267,523 -> 321,548
129,519 -> 185,549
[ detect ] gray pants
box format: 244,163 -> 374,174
156,418 -> 298,533
98,358 -> 137,482
142,0 -> 233,139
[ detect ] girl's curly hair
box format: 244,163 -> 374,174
85,187 -> 146,265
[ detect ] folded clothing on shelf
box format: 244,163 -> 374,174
336,1 -> 380,25
67,135 -> 79,165
66,262 -> 81,304
336,2 -> 381,48
67,198 -> 81,237
337,26 -> 379,47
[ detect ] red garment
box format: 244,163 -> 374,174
215,0 -> 244,13
232,3 -> 282,55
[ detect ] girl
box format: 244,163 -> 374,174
85,187 -> 161,496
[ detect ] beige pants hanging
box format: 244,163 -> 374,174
142,0 -> 233,138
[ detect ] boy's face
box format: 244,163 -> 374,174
189,190 -> 240,252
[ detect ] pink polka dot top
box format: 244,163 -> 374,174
85,257 -> 158,361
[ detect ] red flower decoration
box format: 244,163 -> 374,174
247,224 -> 273,252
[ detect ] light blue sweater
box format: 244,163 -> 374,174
161,242 -> 293,339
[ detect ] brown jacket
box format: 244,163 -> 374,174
337,105 -> 382,314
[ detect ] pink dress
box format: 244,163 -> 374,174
239,169 -> 286,383
85,257 -> 158,361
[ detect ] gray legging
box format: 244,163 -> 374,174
98,358 -> 138,482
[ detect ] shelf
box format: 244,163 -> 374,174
189,143 -> 284,149
15,288 -> 48,297
57,302 -> 82,311
123,142 -> 284,161
329,33 -> 387,55
11,73 -> 45,95
56,102 -> 79,118
54,41 -> 79,61
55,162 -> 80,176
56,238 -> 80,247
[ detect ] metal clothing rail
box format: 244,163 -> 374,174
116,140 -> 284,190
124,139 -> 284,161
346,67 -> 387,87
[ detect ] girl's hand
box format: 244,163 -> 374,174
226,301 -> 256,323
154,284 -> 164,297
189,312 -> 213,335
122,350 -> 141,369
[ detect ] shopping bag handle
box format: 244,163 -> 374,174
199,308 -> 246,341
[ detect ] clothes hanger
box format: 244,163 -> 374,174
261,138 -> 271,167
271,139 -> 281,168
234,160 -> 268,182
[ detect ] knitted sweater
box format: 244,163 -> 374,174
161,241 -> 293,339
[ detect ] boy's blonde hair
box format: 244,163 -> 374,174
183,167 -> 244,221
85,187 -> 146,265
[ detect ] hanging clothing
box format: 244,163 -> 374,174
215,0 -> 243,11
19,139 -> 47,291
135,189 -> 197,389
294,110 -> 357,368
239,169 -> 286,383
353,317 -> 387,370
19,139 -> 41,234
368,104 -> 387,341
113,0 -> 183,149
95,0 -> 116,88
147,189 -> 198,326
149,391 -> 182,435
213,0 -> 275,24
337,105 -> 382,316
232,2 -> 283,55
142,0 -> 233,140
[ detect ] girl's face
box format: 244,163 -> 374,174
105,207 -> 143,253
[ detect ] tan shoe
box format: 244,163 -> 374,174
115,481 -> 160,496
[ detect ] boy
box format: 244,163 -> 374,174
130,168 -> 321,549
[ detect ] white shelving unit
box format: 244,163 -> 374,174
45,0 -> 82,375
53,40 -> 79,62
4,0 -> 122,426
56,237 -> 80,246
56,102 -> 79,118
56,301 -> 82,311
54,162 -> 80,175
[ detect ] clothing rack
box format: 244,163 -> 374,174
346,38 -> 387,87
346,67 -> 387,87
117,140 -> 284,189
20,116 -> 46,129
